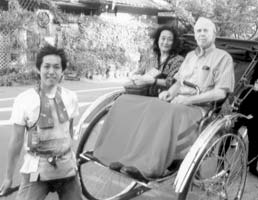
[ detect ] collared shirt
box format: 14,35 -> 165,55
10,87 -> 79,174
174,44 -> 235,95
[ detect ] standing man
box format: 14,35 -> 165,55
0,45 -> 82,200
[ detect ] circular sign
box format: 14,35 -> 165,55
37,11 -> 50,28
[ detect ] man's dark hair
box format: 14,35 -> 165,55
36,45 -> 67,71
152,25 -> 180,56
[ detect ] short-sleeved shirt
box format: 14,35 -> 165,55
174,44 -> 235,95
10,87 -> 79,174
135,52 -> 184,87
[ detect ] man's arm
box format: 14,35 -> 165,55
0,124 -> 25,195
173,50 -> 233,105
172,87 -> 227,105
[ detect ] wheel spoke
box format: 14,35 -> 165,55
186,133 -> 247,200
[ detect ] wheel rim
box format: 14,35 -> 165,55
79,162 -> 137,200
187,133 -> 247,200
77,108 -> 136,200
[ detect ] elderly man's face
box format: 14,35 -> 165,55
194,21 -> 215,49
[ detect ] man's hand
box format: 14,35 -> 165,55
159,91 -> 173,102
0,178 -> 12,196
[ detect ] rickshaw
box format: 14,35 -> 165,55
74,35 -> 258,200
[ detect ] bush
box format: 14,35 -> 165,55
0,63 -> 39,86
60,14 -> 155,79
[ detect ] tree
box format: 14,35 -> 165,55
164,0 -> 258,39
212,0 -> 258,39
60,14 -> 154,77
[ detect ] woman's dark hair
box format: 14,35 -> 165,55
152,25 -> 180,56
36,45 -> 67,71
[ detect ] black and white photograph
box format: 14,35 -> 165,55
0,0 -> 258,199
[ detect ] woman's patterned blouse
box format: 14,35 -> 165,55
135,52 -> 184,88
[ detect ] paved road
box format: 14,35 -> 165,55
0,79 -> 257,200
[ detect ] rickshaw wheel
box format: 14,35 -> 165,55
178,133 -> 247,200
76,107 -> 137,200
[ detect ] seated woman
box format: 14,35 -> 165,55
94,17 -> 235,182
125,25 -> 184,96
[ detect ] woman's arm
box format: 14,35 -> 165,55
133,55 -> 184,87
164,55 -> 184,88
0,124 -> 25,195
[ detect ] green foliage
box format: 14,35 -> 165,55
0,0 -> 155,85
0,63 -> 39,86
212,0 -> 258,39
0,0 -> 39,86
61,14 -> 154,77
0,0 -> 34,34
167,0 -> 258,39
